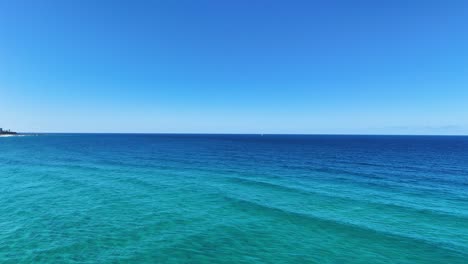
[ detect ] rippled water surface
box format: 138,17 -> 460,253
1,134 -> 468,263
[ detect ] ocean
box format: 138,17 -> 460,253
1,134 -> 467,263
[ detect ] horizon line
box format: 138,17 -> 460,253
15,132 -> 468,137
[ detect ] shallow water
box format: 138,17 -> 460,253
1,134 -> 467,263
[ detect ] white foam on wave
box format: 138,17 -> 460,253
0,134 -> 33,138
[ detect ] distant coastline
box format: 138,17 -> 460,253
0,128 -> 18,136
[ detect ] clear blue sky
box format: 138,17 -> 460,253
1,0 -> 467,134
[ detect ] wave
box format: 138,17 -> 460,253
226,176 -> 468,220
306,166 -> 468,198
220,194 -> 468,258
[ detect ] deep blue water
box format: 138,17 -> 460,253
1,134 -> 468,263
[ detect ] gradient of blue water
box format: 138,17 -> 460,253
1,134 -> 467,263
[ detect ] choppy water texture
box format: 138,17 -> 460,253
1,134 -> 468,263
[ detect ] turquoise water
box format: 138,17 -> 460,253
1,134 -> 467,263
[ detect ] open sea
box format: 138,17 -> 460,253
0,134 -> 467,263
